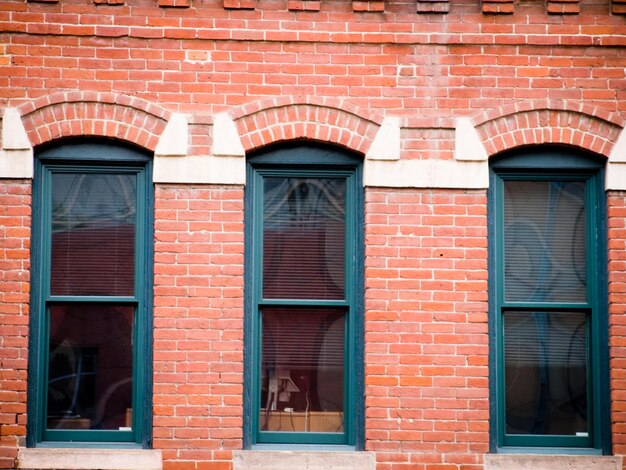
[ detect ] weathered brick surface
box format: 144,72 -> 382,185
365,189 -> 489,470
153,185 -> 244,470
0,181 -> 31,470
1,0 -> 625,468
609,193 -> 626,461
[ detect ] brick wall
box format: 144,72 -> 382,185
1,0 -> 626,468
365,189 -> 489,470
153,185 -> 244,470
0,181 -> 30,469
609,193 -> 626,460
3,0 -> 626,151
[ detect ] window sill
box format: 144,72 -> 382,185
484,454 -> 622,470
233,450 -> 375,470
18,448 -> 162,470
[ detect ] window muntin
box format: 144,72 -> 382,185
29,143 -> 152,446
246,146 -> 363,447
490,152 -> 607,452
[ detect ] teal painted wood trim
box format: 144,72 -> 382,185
27,154 -> 46,447
490,145 -> 604,170
488,147 -> 610,453
258,299 -> 351,308
27,141 -> 154,447
243,143 -> 364,449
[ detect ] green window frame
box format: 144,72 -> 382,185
27,141 -> 153,447
488,146 -> 610,453
243,144 -> 364,448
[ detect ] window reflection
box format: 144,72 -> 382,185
47,304 -> 134,431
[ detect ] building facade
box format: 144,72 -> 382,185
1,0 -> 626,468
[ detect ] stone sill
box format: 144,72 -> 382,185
233,450 -> 376,470
18,448 -> 162,470
484,454 -> 622,470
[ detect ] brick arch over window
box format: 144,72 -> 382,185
17,92 -> 171,150
229,97 -> 382,155
473,101 -> 625,158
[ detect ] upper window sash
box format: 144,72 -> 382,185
252,168 -> 358,305
493,172 -> 596,310
40,165 -> 148,303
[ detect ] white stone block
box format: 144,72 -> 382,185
364,158 -> 488,189
154,113 -> 188,157
2,108 -> 31,151
212,113 -> 245,158
18,448 -> 163,470
366,117 -> 401,161
153,154 -> 245,185
455,117 -> 488,162
484,454 -> 622,470
0,149 -> 33,179
233,450 -> 376,470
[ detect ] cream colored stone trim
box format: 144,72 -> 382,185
365,117 -> 401,161
154,113 -> 188,157
363,117 -> 489,188
18,448 -> 162,470
606,125 -> 626,190
153,154 -> 245,184
484,454 -> 622,470
0,108 -> 33,179
233,450 -> 376,470
455,117 -> 488,162
364,158 -> 488,189
213,113 -> 246,158
153,113 -> 246,184
0,149 -> 33,179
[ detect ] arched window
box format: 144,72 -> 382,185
28,140 -> 153,446
488,146 -> 610,452
244,144 -> 364,447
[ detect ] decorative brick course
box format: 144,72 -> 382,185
612,0 -> 626,14
353,0 -> 385,12
17,92 -> 170,150
288,0 -> 321,11
158,0 -> 192,7
481,0 -> 514,15
416,0 -> 450,14
547,0 -> 580,14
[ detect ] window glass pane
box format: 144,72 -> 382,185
263,177 -> 345,300
504,311 -> 587,436
260,308 -> 344,433
50,173 -> 136,296
504,181 -> 586,303
47,304 -> 134,431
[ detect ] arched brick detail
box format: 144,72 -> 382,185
229,97 -> 383,155
474,101 -> 625,158
17,92 -> 172,150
